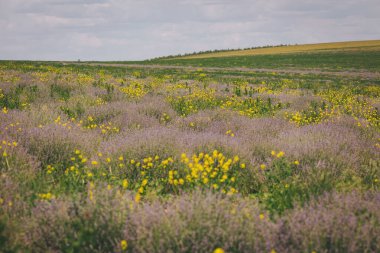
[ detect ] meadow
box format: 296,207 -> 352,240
0,42 -> 380,252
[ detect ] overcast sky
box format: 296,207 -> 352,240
0,0 -> 379,61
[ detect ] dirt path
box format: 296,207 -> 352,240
70,62 -> 380,80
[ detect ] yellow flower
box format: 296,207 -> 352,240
91,160 -> 98,166
38,192 -> 54,200
294,160 -> 300,165
2,150 -> 7,157
259,213 -> 265,220
213,248 -> 225,253
240,163 -> 246,169
119,156 -> 124,161
120,240 -> 128,250
271,150 -> 276,156
260,164 -> 266,170
130,159 -> 135,164
276,151 -> 285,158
81,158 -> 87,163
135,193 -> 141,203
106,157 -> 111,163
122,179 -> 128,189
87,172 -> 93,178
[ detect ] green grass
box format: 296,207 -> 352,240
147,50 -> 380,71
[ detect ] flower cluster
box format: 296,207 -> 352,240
37,192 -> 55,201
225,130 -> 235,137
168,151 -> 244,195
286,104 -> 335,126
0,140 -> 18,158
119,80 -> 147,99
167,87 -> 219,116
287,89 -> 380,128
84,116 -> 120,135
220,97 -> 283,117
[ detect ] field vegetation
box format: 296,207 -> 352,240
0,41 -> 380,253
159,40 -> 380,59
142,40 -> 380,72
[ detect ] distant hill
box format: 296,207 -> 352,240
155,40 -> 380,60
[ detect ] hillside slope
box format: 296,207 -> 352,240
173,40 -> 380,59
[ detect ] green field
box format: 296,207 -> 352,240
148,49 -> 380,71
1,40 -> 380,253
172,40 -> 380,59
134,41 -> 377,72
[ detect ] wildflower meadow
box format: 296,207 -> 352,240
0,44 -> 380,253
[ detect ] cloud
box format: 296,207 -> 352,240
0,0 -> 379,60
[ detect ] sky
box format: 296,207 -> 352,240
0,0 -> 379,61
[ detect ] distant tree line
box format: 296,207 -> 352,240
149,44 -> 295,60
